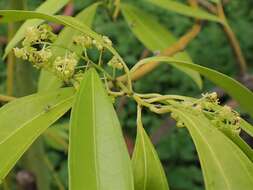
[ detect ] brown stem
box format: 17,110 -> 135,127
217,3 -> 247,76
197,0 -> 217,13
6,23 -> 15,95
197,0 -> 247,76
0,94 -> 16,102
117,0 -> 201,82
117,21 -> 202,82
113,0 -> 121,21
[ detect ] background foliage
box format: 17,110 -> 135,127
0,0 -> 253,189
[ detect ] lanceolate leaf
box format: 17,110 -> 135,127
0,88 -> 75,182
134,56 -> 253,117
171,107 -> 253,190
38,2 -> 100,91
69,69 -> 134,190
132,106 -> 169,190
121,3 -> 202,89
3,0 -> 69,58
0,10 -> 126,67
147,0 -> 222,23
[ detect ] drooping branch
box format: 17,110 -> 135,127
117,0 -> 202,82
0,94 -> 16,102
117,21 -> 202,82
217,2 -> 247,76
198,0 -> 247,76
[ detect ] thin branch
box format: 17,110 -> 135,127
197,0 -> 247,76
6,23 -> 15,96
117,0 -> 201,82
0,94 -> 16,102
117,21 -> 202,82
197,0 -> 217,13
217,2 -> 247,76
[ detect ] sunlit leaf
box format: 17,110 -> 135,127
132,106 -> 169,190
134,56 -> 253,117
121,3 -> 202,89
69,69 -> 134,190
170,106 -> 253,190
38,2 -> 100,91
147,0 -> 222,23
3,0 -> 69,58
0,88 -> 75,182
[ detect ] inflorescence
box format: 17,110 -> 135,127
13,24 -> 123,84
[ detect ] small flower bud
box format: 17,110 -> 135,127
102,36 -> 112,46
107,57 -> 123,70
53,52 -> 78,81
92,40 -> 103,51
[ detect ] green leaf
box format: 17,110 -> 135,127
3,0 -> 69,58
0,88 -> 75,182
38,2 -> 100,91
208,0 -> 220,4
171,107 -> 253,190
147,0 -> 222,23
69,69 -> 134,190
240,119 -> 253,138
121,3 -> 202,89
132,106 -> 169,190
134,56 -> 253,117
0,10 -> 127,74
44,121 -> 69,152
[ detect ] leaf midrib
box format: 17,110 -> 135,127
174,108 -> 232,189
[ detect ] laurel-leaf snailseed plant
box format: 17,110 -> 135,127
0,0 -> 253,189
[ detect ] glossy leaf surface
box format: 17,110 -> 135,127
3,0 -> 69,58
121,3 -> 202,88
69,69 -> 134,190
171,107 -> 253,190
132,107 -> 169,190
134,56 -> 253,117
0,88 -> 75,182
38,2 -> 100,91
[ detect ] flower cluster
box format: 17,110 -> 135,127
13,23 -> 116,84
14,46 -> 52,68
171,92 -> 241,134
73,35 -> 92,48
22,24 -> 56,46
210,105 -> 241,134
53,53 -> 78,82
73,34 -> 113,51
107,56 -> 123,70
13,24 -> 56,68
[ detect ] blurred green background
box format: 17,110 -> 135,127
0,0 -> 253,189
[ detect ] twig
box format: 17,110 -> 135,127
113,0 -> 121,21
217,2 -> 247,76
0,94 -> 16,102
117,1 -> 201,82
197,0 -> 247,76
117,21 -> 202,82
197,0 -> 217,13
6,23 -> 15,96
